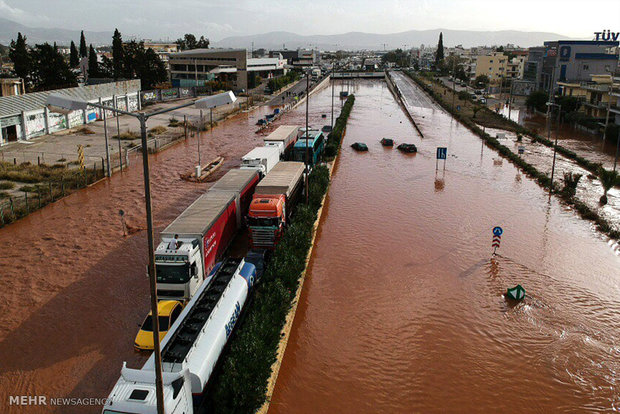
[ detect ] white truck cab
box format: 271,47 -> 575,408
155,238 -> 205,303
102,364 -> 193,414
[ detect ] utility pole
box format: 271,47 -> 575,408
114,96 -> 122,172
508,81 -> 514,121
549,103 -> 561,192
138,113 -> 165,414
198,110 -> 202,168
102,104 -> 111,177
305,70 -> 310,205
331,63 -> 336,130
452,57 -> 456,111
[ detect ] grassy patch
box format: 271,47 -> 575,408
113,131 -> 140,140
0,181 -> 15,190
74,126 -> 96,135
148,126 -> 167,135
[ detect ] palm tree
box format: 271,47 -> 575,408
597,167 -> 619,205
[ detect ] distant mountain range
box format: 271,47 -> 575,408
0,17 -> 577,51
0,17 -> 112,46
214,29 -> 577,50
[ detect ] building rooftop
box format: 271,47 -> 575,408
169,48 -> 245,57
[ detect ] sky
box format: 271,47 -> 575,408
1,0 -> 619,41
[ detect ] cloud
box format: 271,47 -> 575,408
0,0 -> 49,25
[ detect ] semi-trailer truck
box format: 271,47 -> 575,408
263,125 -> 299,159
102,258 -> 257,414
210,168 -> 260,228
240,146 -> 280,177
155,171 -> 258,303
248,161 -> 305,249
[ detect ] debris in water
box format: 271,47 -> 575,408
505,284 -> 526,301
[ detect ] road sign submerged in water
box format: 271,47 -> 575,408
436,147 -> 447,160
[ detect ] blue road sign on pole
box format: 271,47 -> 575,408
437,147 -> 447,160
493,226 -> 503,236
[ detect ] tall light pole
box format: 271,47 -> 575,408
305,69 -> 310,205
114,95 -> 122,172
331,62 -> 336,130
46,91 -> 237,414
102,103 -> 111,177
548,102 -> 561,192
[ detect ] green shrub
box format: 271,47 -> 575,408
0,181 -> 15,190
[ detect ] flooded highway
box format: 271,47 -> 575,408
0,85 -> 331,414
269,78 -> 620,413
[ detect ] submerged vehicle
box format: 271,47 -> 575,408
351,142 -> 369,151
380,138 -> 394,147
397,143 -> 418,153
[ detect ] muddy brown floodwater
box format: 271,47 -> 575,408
0,88 -> 332,414
269,79 -> 620,413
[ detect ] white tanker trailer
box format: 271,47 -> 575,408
102,257 -> 257,414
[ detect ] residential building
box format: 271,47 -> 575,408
523,46 -> 546,90
506,55 -> 527,79
143,41 -> 179,66
558,73 -> 619,122
475,52 -> 508,84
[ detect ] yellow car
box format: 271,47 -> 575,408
134,300 -> 183,351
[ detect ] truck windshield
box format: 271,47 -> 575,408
156,263 -> 190,284
248,217 -> 279,227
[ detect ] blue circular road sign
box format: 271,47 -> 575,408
493,226 -> 503,236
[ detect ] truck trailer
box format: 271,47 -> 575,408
240,146 -> 280,177
248,161 -> 305,249
102,258 -> 257,414
263,125 -> 299,159
155,171 -> 258,303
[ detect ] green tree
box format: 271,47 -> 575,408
100,55 -> 114,78
475,74 -> 490,88
435,32 -> 444,65
79,30 -> 87,58
88,44 -> 100,79
597,167 -> 619,205
122,41 -> 167,89
112,28 -> 124,80
196,35 -> 209,48
30,43 -> 77,91
8,32 -> 31,85
69,40 -> 79,67
556,95 -> 581,114
526,90 -> 549,113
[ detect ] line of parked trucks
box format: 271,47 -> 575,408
102,125 -> 326,414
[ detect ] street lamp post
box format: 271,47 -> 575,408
102,104 -> 112,177
547,102 -> 562,192
305,69 -> 310,205
46,90 -> 237,414
331,63 -> 336,130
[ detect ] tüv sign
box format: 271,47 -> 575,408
594,30 -> 619,41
